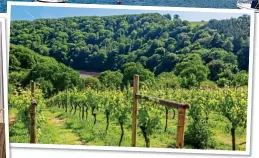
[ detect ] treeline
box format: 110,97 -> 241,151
9,43 -> 248,99
9,44 -> 81,97
10,13 -> 250,72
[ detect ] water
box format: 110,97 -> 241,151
1,0 -> 238,13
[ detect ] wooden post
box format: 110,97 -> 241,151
176,108 -> 186,148
65,89 -> 68,113
0,123 -> 6,158
31,80 -> 35,98
84,79 -> 86,91
30,81 -> 37,143
132,75 -> 139,147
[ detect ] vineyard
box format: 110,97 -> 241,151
8,12 -> 250,151
8,75 -> 248,150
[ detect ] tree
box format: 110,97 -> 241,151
122,62 -> 155,86
237,46 -> 250,71
163,14 -> 172,20
10,45 -> 82,96
207,60 -> 225,81
9,54 -> 21,71
223,39 -> 234,52
173,14 -> 180,20
146,54 -> 161,71
36,78 -> 54,98
174,54 -> 209,88
84,77 -> 101,90
98,70 -> 123,90
231,71 -> 248,87
156,72 -> 179,89
8,71 -> 28,86
155,53 -> 179,74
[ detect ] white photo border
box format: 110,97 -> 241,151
6,1 -> 256,156
0,14 -> 8,73
0,15 -> 10,158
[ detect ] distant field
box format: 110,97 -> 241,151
190,21 -> 208,28
79,71 -> 100,78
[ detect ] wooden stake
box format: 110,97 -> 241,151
84,79 -> 86,91
0,123 -> 6,158
176,108 -> 186,148
31,80 -> 35,98
132,75 -> 139,147
30,81 -> 37,143
65,89 -> 68,113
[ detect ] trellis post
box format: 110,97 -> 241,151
65,88 -> 68,113
176,107 -> 187,148
131,75 -> 189,148
132,75 -> 139,147
30,80 -> 37,143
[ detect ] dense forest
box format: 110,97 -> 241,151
9,13 -> 250,95
8,13 -> 250,150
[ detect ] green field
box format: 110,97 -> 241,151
190,21 -> 208,28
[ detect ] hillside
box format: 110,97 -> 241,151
10,13 -> 250,74
9,44 -> 81,97
9,13 -> 250,95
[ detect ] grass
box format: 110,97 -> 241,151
208,113 -> 246,151
8,108 -> 30,143
49,107 -> 178,148
8,108 -> 18,126
9,107 -> 83,145
38,110 -> 83,145
190,21 -> 208,28
9,106 -> 247,150
9,119 -> 30,143
47,106 -> 246,150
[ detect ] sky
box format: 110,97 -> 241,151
11,5 -> 246,22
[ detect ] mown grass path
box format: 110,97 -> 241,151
8,108 -> 18,127
39,109 -> 84,145
9,107 -> 84,145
